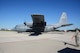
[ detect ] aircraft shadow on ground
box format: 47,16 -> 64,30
29,33 -> 41,36
58,47 -> 80,53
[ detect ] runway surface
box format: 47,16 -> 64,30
0,31 -> 80,53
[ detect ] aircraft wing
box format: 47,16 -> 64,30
31,14 -> 46,33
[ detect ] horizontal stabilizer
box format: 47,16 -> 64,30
61,24 -> 73,27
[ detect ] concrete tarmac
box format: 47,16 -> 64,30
0,31 -> 80,53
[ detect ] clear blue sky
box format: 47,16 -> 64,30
0,0 -> 80,29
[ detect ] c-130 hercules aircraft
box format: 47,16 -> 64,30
14,12 -> 73,34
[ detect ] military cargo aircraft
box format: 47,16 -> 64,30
14,12 -> 73,34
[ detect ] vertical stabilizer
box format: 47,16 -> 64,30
59,12 -> 67,25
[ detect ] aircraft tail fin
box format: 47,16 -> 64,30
59,12 -> 67,25
59,12 -> 73,27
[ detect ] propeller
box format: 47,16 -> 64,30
23,18 -> 27,26
24,22 -> 27,26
